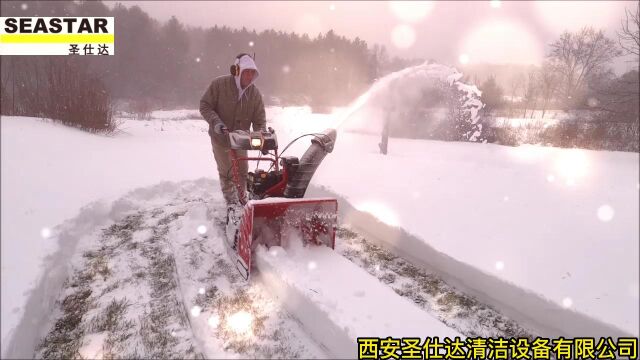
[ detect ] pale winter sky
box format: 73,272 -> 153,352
106,1 -> 638,73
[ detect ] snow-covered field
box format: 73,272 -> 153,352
272,106 -> 639,338
1,105 -> 638,357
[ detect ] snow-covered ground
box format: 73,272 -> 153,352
271,106 -> 639,338
2,104 -> 638,357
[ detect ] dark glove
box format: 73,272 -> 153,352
214,123 -> 228,135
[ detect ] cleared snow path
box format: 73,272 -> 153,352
8,179 -> 539,359
29,179 -> 328,359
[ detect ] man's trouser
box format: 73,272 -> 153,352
211,139 -> 248,206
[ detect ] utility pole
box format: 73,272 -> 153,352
379,110 -> 389,155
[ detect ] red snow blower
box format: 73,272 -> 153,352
224,127 -> 338,280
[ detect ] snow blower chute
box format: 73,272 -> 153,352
223,128 -> 338,280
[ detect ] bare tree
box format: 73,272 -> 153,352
618,2 -> 640,57
584,5 -> 640,124
479,75 -> 504,112
507,73 -> 525,117
548,27 -> 622,108
523,69 -> 540,118
539,61 -> 560,118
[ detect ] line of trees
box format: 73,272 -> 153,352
475,3 -> 639,151
0,0 -> 420,123
478,3 -> 639,125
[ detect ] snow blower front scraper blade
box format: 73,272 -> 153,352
224,128 -> 338,280
228,198 -> 337,280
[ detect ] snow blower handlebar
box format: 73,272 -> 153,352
227,128 -> 337,204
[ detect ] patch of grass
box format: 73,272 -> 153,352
394,284 -> 427,306
416,274 -> 445,297
103,213 -> 145,242
150,208 -> 164,218
88,254 -> 111,281
157,210 -> 187,226
135,213 -> 202,359
100,281 -> 121,296
336,226 -> 359,240
194,285 -> 219,310
214,290 -> 270,354
436,291 -> 477,314
337,230 -> 537,340
37,287 -> 93,359
90,298 -> 133,333
379,272 -> 397,284
139,306 -> 181,359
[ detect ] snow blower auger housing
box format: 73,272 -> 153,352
224,127 -> 338,280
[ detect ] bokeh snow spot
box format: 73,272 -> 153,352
190,305 -> 202,317
562,297 -> 573,308
547,174 -> 556,183
389,1 -> 434,23
228,310 -> 253,334
495,261 -> 505,271
41,227 -> 51,239
308,261 -> 317,270
391,24 -> 416,49
197,225 -> 207,235
597,205 -> 614,222
198,287 -> 205,295
208,314 -> 220,329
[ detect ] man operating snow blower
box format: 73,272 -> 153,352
199,52 -> 266,218
198,54 -> 340,281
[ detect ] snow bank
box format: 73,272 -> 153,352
322,187 -> 633,339
254,241 -> 461,359
302,131 -> 639,337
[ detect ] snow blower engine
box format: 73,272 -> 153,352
224,127 -> 338,280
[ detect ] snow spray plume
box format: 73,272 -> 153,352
331,61 -> 485,142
